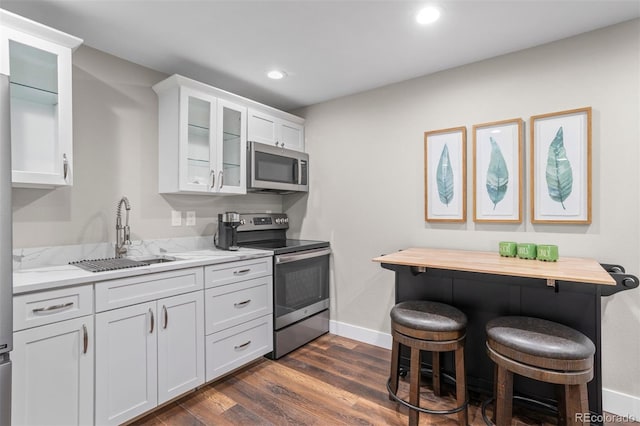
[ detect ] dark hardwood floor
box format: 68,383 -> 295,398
132,334 -> 637,426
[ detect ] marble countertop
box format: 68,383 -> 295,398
13,248 -> 273,294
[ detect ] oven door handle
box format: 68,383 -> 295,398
275,248 -> 331,264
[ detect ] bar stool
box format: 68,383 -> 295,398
388,300 -> 468,426
486,316 -> 595,426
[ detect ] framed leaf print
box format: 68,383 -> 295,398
473,119 -> 523,223
531,107 -> 592,224
424,127 -> 466,222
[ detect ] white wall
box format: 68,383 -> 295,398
12,46 -> 282,248
286,19 -> 640,406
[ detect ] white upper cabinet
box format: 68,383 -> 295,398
0,10 -> 82,188
248,108 -> 304,151
154,75 -> 247,195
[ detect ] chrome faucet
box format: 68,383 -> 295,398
115,196 -> 131,258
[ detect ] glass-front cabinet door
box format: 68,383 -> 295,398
179,88 -> 216,193
153,74 -> 248,195
1,11 -> 82,187
216,99 -> 246,194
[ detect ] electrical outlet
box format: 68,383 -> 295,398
171,210 -> 182,226
186,211 -> 196,226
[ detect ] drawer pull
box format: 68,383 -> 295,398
32,302 -> 74,314
234,340 -> 251,350
149,308 -> 155,334
82,324 -> 88,354
234,299 -> 251,308
233,269 -> 251,275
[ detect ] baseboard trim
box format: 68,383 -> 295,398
329,320 -> 392,350
603,388 -> 640,420
329,320 -> 639,421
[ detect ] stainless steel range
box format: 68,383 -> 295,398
236,213 -> 330,359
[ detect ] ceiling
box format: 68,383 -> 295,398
2,1 -> 639,111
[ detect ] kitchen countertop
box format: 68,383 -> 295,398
13,248 -> 273,294
373,247 -> 616,286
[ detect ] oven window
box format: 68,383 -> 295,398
274,254 -> 329,318
255,151 -> 298,184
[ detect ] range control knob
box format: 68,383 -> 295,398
240,219 -> 246,225
275,218 -> 282,224
284,218 -> 289,223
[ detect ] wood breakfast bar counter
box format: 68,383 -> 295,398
373,247 -> 638,421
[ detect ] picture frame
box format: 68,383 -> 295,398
424,126 -> 466,222
531,107 -> 592,224
472,118 -> 523,223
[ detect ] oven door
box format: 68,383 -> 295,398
274,247 -> 330,330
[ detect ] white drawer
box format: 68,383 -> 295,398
205,276 -> 272,334
95,267 -> 203,312
205,315 -> 273,382
13,285 -> 93,331
204,257 -> 272,289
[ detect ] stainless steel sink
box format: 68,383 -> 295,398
70,255 -> 182,272
134,255 -> 181,264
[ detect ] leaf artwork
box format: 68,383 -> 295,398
545,126 -> 573,209
436,144 -> 454,206
485,137 -> 509,209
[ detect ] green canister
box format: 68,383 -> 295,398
517,243 -> 537,260
537,245 -> 559,262
499,241 -> 518,257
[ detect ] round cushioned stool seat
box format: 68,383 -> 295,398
391,301 -> 467,333
485,316 -> 595,426
486,316 -> 595,370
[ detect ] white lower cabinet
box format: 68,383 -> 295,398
11,258 -> 274,425
205,315 -> 273,382
95,291 -> 204,426
157,291 -> 205,404
204,258 -> 273,382
95,302 -> 157,426
12,316 -> 94,426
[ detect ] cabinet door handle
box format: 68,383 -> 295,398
275,141 -> 279,147
32,301 -> 74,314
218,171 -> 223,189
234,340 -> 251,350
163,305 -> 168,329
233,269 -> 250,275
209,170 -> 215,190
149,308 -> 155,334
82,324 -> 88,354
63,154 -> 69,180
234,299 -> 251,308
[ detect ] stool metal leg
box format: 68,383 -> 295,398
409,346 -> 421,426
389,338 -> 400,401
432,352 -> 441,397
495,365 -> 513,426
455,345 -> 468,426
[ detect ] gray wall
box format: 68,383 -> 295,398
12,46 -> 282,248
286,20 -> 640,400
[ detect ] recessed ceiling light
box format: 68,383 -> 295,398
267,70 -> 286,80
416,6 -> 440,25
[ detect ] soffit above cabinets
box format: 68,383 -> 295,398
1,1 -> 639,111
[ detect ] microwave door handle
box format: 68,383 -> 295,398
293,160 -> 299,184
298,160 -> 303,185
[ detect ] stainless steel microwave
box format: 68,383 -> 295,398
247,142 -> 308,193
